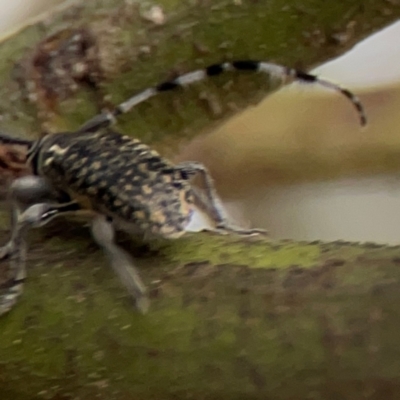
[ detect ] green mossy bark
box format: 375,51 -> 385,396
2,224 -> 400,400
1,0 -> 400,399
0,0 -> 399,153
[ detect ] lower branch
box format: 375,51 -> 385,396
0,223 -> 400,399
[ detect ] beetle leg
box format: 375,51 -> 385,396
91,214 -> 149,314
0,200 -> 80,315
175,161 -> 266,236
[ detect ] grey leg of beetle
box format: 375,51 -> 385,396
9,176 -> 58,207
90,215 -> 149,314
175,161 -> 266,235
1,176 -> 65,285
0,176 -> 59,314
5,176 -> 62,243
3,175 -> 72,255
0,201 -> 80,316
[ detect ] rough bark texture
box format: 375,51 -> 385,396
2,223 -> 400,400
0,0 -> 398,152
1,1 -> 400,399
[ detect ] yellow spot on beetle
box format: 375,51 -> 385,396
134,210 -> 145,220
150,210 -> 166,224
44,156 -> 54,166
138,163 -> 148,173
49,144 -> 68,155
92,161 -> 102,170
163,175 -> 172,183
142,185 -> 152,195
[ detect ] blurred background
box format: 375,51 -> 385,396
2,1 -> 400,244
177,20 -> 400,245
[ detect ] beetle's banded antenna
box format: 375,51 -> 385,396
0,223 -> 28,316
292,69 -> 367,127
0,132 -> 33,147
0,200 -> 81,316
78,59 -> 367,134
0,261 -> 26,316
0,275 -> 26,315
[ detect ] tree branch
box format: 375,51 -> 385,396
1,225 -> 400,399
0,0 -> 398,152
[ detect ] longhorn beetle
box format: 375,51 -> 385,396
0,60 -> 367,315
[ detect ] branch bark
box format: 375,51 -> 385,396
0,0 -> 398,152
0,1 -> 400,399
2,227 -> 400,400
